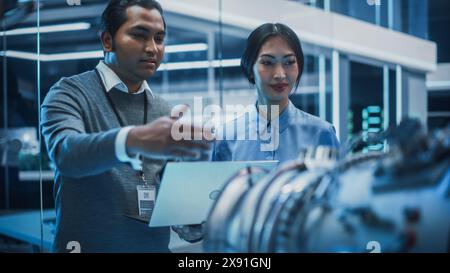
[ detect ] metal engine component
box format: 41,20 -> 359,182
204,119 -> 450,253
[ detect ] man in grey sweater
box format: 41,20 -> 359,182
41,0 -> 209,252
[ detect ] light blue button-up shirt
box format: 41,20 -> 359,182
212,101 -> 339,164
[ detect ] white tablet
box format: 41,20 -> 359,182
149,161 -> 278,227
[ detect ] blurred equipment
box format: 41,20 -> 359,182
204,119 -> 450,252
0,0 -> 35,30
0,131 -> 22,167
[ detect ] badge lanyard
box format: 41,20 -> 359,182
95,69 -> 155,218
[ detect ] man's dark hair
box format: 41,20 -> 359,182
100,0 -> 166,39
240,23 -> 304,90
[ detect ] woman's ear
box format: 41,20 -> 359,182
250,73 -> 257,84
101,31 -> 114,52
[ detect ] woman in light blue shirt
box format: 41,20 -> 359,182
212,23 -> 339,163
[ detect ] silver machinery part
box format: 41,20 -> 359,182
204,119 -> 450,253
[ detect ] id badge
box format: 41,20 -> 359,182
137,184 -> 156,218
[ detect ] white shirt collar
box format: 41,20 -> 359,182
95,61 -> 154,97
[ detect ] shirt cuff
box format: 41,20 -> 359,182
115,126 -> 142,170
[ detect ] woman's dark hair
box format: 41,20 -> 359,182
100,0 -> 166,39
240,23 -> 304,89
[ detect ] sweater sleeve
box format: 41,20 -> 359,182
41,78 -> 121,178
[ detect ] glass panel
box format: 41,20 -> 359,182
348,61 -> 395,152
331,0 -> 377,25
428,90 -> 450,130
401,0 -> 428,39
304,0 -> 430,39
156,26 -> 210,100
429,0 -> 450,63
215,33 -> 256,116
1,0 -> 45,252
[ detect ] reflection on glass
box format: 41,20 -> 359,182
291,0 -> 429,39
0,0 -> 47,253
291,54 -> 332,123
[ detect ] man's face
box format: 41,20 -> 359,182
103,6 -> 165,83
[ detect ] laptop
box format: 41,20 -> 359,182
149,161 -> 278,227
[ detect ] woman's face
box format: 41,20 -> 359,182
252,35 -> 299,106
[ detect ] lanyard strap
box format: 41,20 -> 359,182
95,68 -> 148,127
95,68 -> 149,184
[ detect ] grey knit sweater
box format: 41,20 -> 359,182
41,69 -> 171,252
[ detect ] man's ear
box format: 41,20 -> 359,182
101,31 -> 114,52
